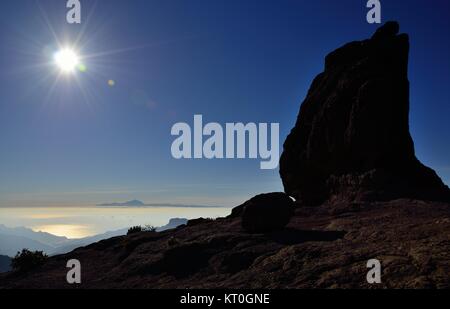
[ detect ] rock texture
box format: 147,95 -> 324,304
280,21 -> 450,205
229,193 -> 294,233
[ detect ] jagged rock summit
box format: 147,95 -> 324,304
280,21 -> 450,205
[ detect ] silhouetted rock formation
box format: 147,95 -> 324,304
230,193 -> 294,233
280,21 -> 450,205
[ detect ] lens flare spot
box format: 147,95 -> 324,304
108,80 -> 116,87
78,64 -> 87,72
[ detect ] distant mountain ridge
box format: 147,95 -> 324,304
0,233 -> 55,257
157,218 -> 187,231
0,255 -> 11,273
0,224 -> 68,246
0,218 -> 188,257
97,200 -> 145,206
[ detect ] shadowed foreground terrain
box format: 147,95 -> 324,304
1,199 -> 450,289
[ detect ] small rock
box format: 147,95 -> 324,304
187,218 -> 213,227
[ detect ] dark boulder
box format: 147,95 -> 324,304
230,193 -> 295,233
280,21 -> 450,205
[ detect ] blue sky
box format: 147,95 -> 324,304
0,0 -> 449,207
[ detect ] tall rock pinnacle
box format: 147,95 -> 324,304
280,22 -> 450,205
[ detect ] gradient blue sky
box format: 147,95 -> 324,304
0,0 -> 449,207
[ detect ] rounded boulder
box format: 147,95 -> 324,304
238,193 -> 295,233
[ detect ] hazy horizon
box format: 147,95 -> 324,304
0,205 -> 231,239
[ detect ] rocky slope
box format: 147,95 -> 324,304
1,199 -> 450,288
1,22 -> 449,289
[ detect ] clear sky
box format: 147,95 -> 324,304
0,0 -> 449,207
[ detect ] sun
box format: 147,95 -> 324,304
53,48 -> 80,73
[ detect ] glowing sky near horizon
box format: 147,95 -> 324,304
0,206 -> 231,239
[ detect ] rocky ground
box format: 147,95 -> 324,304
1,198 -> 449,289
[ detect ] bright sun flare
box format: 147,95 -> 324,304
54,48 -> 80,73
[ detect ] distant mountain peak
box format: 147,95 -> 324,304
97,200 -> 145,207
